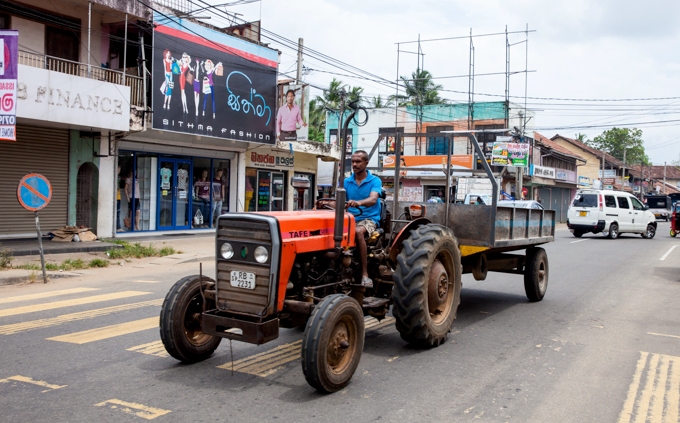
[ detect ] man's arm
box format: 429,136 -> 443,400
296,106 -> 307,127
347,192 -> 378,209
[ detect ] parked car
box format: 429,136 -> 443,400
567,189 -> 657,239
644,194 -> 672,221
498,200 -> 545,210
461,193 -> 493,205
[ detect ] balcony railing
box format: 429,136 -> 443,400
18,50 -> 145,107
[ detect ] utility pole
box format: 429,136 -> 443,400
664,161 -> 667,194
601,149 -> 606,189
622,149 -> 627,190
640,159 -> 644,198
296,38 -> 304,84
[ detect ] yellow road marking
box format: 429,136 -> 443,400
618,352 -> 680,423
0,288 -> 99,304
666,358 -> 680,423
0,375 -> 67,392
0,291 -> 151,318
95,399 -> 170,420
48,317 -> 158,344
132,280 -> 160,283
127,341 -> 168,358
648,332 -> 680,340
0,299 -> 163,335
216,316 -> 396,377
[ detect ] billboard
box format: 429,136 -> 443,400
382,155 -> 473,176
0,30 -> 18,141
491,142 -> 530,166
276,84 -> 309,141
152,13 -> 278,143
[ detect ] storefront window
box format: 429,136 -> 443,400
293,172 -> 314,210
136,154 -> 157,231
245,168 -> 257,212
192,158 -> 211,228
212,160 -> 230,217
116,152 -> 230,233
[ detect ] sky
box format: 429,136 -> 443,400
203,0 -> 680,165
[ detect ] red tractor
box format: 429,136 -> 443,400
160,124 -> 555,393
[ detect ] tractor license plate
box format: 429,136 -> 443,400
230,271 -> 256,289
579,211 -> 587,217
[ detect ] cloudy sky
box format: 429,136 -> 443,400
212,0 -> 680,165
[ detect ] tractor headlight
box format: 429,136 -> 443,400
254,246 -> 269,263
220,243 -> 234,259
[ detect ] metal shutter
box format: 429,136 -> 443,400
0,125 -> 69,236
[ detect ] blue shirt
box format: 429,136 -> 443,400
344,171 -> 382,224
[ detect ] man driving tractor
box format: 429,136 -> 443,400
322,150 -> 382,287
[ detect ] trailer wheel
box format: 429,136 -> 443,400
301,294 -> 364,393
524,247 -> 548,302
160,275 -> 221,363
392,224 -> 462,347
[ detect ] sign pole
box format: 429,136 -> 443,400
34,211 -> 47,284
17,173 -> 53,284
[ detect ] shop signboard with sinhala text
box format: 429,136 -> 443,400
491,142 -> 529,167
152,13 -> 278,143
0,30 -> 18,141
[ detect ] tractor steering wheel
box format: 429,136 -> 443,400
315,198 -> 364,217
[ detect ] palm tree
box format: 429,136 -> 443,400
392,68 -> 446,106
316,78 -> 346,110
347,86 -> 364,106
307,98 -> 326,142
369,95 -> 394,108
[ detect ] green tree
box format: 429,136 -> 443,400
369,95 -> 394,108
586,127 -> 650,165
392,68 -> 446,106
316,78 -> 346,110
347,86 -> 364,106
307,98 -> 325,142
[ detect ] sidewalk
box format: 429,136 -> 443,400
0,237 -> 121,257
0,233 -> 216,286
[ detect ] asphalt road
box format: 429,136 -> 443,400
1,223 -> 679,422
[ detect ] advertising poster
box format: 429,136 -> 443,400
152,13 -> 277,143
0,30 -> 18,141
491,142 -> 530,166
276,84 -> 309,141
382,154 -> 473,176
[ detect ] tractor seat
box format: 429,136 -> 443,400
366,197 -> 388,244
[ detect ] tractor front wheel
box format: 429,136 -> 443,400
160,275 -> 221,363
392,224 -> 462,347
301,294 -> 365,393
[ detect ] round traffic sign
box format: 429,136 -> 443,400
17,173 -> 52,211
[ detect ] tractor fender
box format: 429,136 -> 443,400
388,217 -> 431,265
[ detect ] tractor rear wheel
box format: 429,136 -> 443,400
301,294 -> 365,393
392,224 -> 462,347
160,275 -> 221,363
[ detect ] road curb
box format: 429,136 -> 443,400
0,271 -> 82,286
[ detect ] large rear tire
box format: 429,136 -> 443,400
301,294 -> 365,393
160,275 -> 221,363
392,224 -> 462,347
524,247 -> 548,302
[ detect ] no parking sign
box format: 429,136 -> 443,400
17,173 -> 52,211
16,173 -> 51,283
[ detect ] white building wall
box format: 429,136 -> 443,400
97,135 -> 115,238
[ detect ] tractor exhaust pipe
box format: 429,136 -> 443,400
333,97 -> 359,249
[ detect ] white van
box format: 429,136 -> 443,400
567,189 -> 657,239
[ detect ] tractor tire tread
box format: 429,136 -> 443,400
392,224 -> 462,348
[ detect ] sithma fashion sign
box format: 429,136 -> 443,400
0,30 -> 18,141
152,13 -> 278,143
